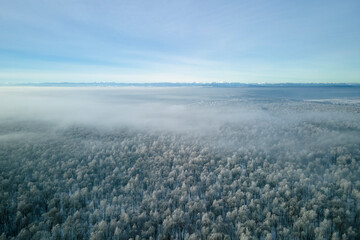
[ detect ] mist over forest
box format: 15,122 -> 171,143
0,86 -> 360,240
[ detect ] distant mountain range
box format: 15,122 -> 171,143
1,82 -> 360,87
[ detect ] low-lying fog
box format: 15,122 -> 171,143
0,87 -> 262,132
0,87 -> 358,128
1,86 -> 359,148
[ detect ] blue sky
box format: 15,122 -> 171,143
0,0 -> 359,83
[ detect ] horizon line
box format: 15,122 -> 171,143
1,82 -> 360,88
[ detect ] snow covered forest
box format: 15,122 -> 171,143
0,87 -> 359,239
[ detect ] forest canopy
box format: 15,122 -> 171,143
0,87 -> 359,240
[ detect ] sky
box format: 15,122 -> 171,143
0,0 -> 359,84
